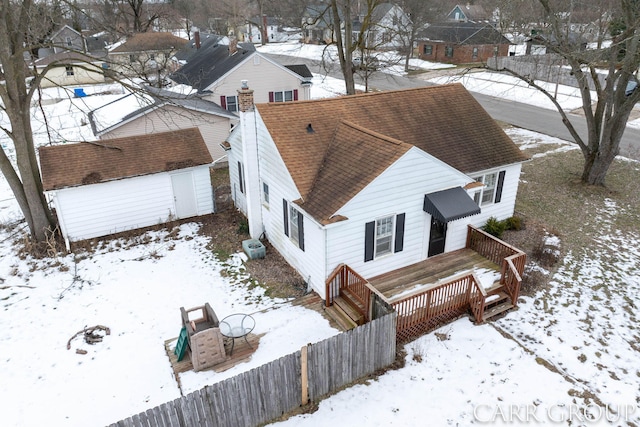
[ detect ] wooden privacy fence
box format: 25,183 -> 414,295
108,311 -> 397,427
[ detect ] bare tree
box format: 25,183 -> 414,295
397,0 -> 447,72
0,0 -> 176,242
328,0 -> 386,95
489,0 -> 640,185
0,0 -> 59,241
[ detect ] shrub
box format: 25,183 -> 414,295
237,217 -> 249,235
483,216 -> 507,238
505,215 -> 523,231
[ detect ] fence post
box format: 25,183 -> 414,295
301,345 -> 309,405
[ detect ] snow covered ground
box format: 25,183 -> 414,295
1,41 -> 639,426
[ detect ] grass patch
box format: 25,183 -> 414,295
514,149 -> 640,251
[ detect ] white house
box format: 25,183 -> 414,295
352,3 -> 411,49
89,88 -> 238,165
170,41 -> 313,112
226,83 -> 529,300
39,128 -> 214,249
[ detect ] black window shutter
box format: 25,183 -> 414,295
364,221 -> 375,262
394,213 -> 405,253
269,91 -> 274,102
237,161 -> 244,193
495,171 -> 506,203
293,89 -> 299,100
283,199 -> 289,236
297,213 -> 305,251
220,96 -> 227,110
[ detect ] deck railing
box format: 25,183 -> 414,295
466,225 -> 526,306
468,273 -> 487,323
325,226 -> 526,342
325,264 -> 379,322
391,273 -> 484,342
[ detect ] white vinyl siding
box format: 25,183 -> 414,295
229,110 -> 324,295
204,54 -> 311,106
99,105 -> 236,163
37,62 -> 106,88
51,167 -> 213,242
326,147 -> 475,280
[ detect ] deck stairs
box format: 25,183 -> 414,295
324,289 -> 366,331
481,284 -> 514,322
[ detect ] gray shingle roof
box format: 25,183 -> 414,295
418,22 -> 510,45
169,42 -> 256,92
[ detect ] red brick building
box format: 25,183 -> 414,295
417,22 -> 511,65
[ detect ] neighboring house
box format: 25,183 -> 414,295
446,4 -> 492,23
170,41 -> 312,111
525,32 -> 588,55
39,128 -> 214,248
226,83 -> 529,300
417,22 -> 511,64
90,88 -> 237,164
50,25 -> 86,54
109,32 -> 189,82
32,25 -> 109,88
173,32 -> 221,64
245,16 -> 293,43
352,3 -> 411,49
33,51 -> 108,88
302,4 -> 339,44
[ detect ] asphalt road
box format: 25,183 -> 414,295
266,53 -> 640,160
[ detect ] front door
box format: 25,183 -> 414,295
428,217 -> 447,257
171,172 -> 197,219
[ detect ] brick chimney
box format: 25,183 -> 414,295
229,37 -> 238,55
194,31 -> 201,49
237,80 -> 254,112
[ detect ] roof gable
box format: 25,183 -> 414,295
93,88 -> 237,135
299,121 -> 412,222
447,4 -> 490,21
40,128 -> 212,190
256,84 -> 528,222
170,42 -> 256,92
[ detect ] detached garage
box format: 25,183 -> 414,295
39,128 -> 214,248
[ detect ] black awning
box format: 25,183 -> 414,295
423,187 -> 481,223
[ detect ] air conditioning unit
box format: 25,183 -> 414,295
242,239 -> 266,259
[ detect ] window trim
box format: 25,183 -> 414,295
237,161 -> 245,194
262,182 -> 269,207
226,95 -> 238,112
283,200 -> 304,251
445,46 -> 454,57
473,171 -> 505,206
375,215 -> 395,258
364,213 -> 405,262
423,44 -> 433,56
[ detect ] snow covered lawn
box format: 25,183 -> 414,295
0,224 -> 339,426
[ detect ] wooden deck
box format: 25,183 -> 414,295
367,248 -> 500,301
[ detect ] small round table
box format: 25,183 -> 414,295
219,313 -> 255,355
